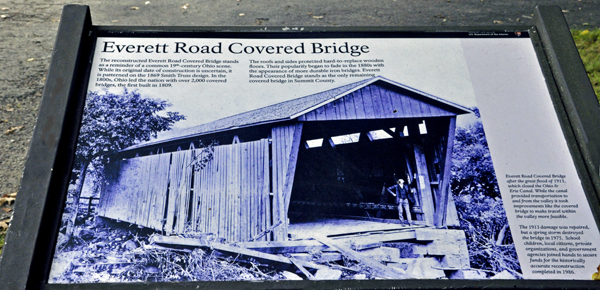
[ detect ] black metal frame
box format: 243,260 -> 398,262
0,4 -> 599,289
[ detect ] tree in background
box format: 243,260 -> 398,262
66,89 -> 185,238
451,109 -> 521,277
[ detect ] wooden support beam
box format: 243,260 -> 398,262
150,235 -> 326,271
413,145 -> 435,226
283,123 -> 303,213
291,253 -> 343,263
434,117 -> 456,228
289,257 -> 315,280
236,240 -> 330,254
336,230 -> 419,245
312,235 -> 410,279
210,242 -> 327,271
237,229 -> 423,255
249,220 -> 282,242
382,127 -> 397,139
150,235 -> 210,248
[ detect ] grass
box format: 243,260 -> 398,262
0,231 -> 4,256
572,29 -> 600,102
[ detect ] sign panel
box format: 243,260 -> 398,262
46,32 -> 600,284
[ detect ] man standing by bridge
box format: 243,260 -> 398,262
387,178 -> 415,225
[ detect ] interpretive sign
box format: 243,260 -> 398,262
1,4 -> 600,290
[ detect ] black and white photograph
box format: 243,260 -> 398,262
48,36 -> 535,283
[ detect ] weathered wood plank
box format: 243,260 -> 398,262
435,117 -> 456,227
446,193 -> 460,227
361,87 -> 376,118
240,143 -> 248,241
352,90 -> 367,119
370,85 -> 385,118
253,142 -> 260,239
249,220 -> 282,242
324,101 -> 336,121
289,257 -> 315,280
336,230 -> 418,246
211,242 -> 327,271
163,153 -> 176,233
242,143 -> 249,241
262,138 -> 271,241
334,98 -> 346,120
283,123 -> 302,213
216,145 -> 225,239
379,86 -> 394,118
314,105 -> 326,121
177,150 -> 193,233
227,143 -> 235,241
304,111 -> 316,121
271,128 -> 281,240
237,239 -> 330,254
414,145 -> 435,226
312,235 -> 409,279
388,88 -> 405,117
143,155 -> 156,228
291,253 -> 343,263
407,97 -> 422,118
363,247 -> 401,263
343,93 -> 357,119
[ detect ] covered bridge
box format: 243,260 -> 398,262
96,76 -> 471,242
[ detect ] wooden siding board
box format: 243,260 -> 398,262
352,90 -> 367,119
414,146 -> 435,226
435,117 -> 456,227
378,86 -> 394,118
335,98 -> 347,120
200,152 -> 210,232
370,85 -> 385,118
283,123 -> 303,213
343,93 -> 357,119
263,138 -> 271,241
324,102 -> 336,121
276,127 -> 287,240
271,129 -> 279,240
271,124 -> 298,241
361,87 -> 376,118
406,96 -> 421,118
164,153 -> 176,233
428,103 -> 443,117
248,143 -> 255,240
314,106 -> 326,121
388,88 -> 405,118
138,155 -> 151,227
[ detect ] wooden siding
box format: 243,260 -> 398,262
98,153 -> 171,231
434,117 -> 456,227
271,123 -> 303,241
298,84 -> 457,121
413,145 -> 435,226
191,139 -> 272,241
97,138 -> 272,242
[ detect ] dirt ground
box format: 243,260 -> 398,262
0,0 -> 598,237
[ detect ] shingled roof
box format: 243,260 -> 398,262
126,76 -> 471,150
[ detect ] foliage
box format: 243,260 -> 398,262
454,193 -> 521,276
76,89 -> 185,165
66,89 -> 185,238
190,141 -> 217,172
0,229 -> 4,256
451,112 -> 499,199
572,29 -> 600,102
451,113 -> 521,276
